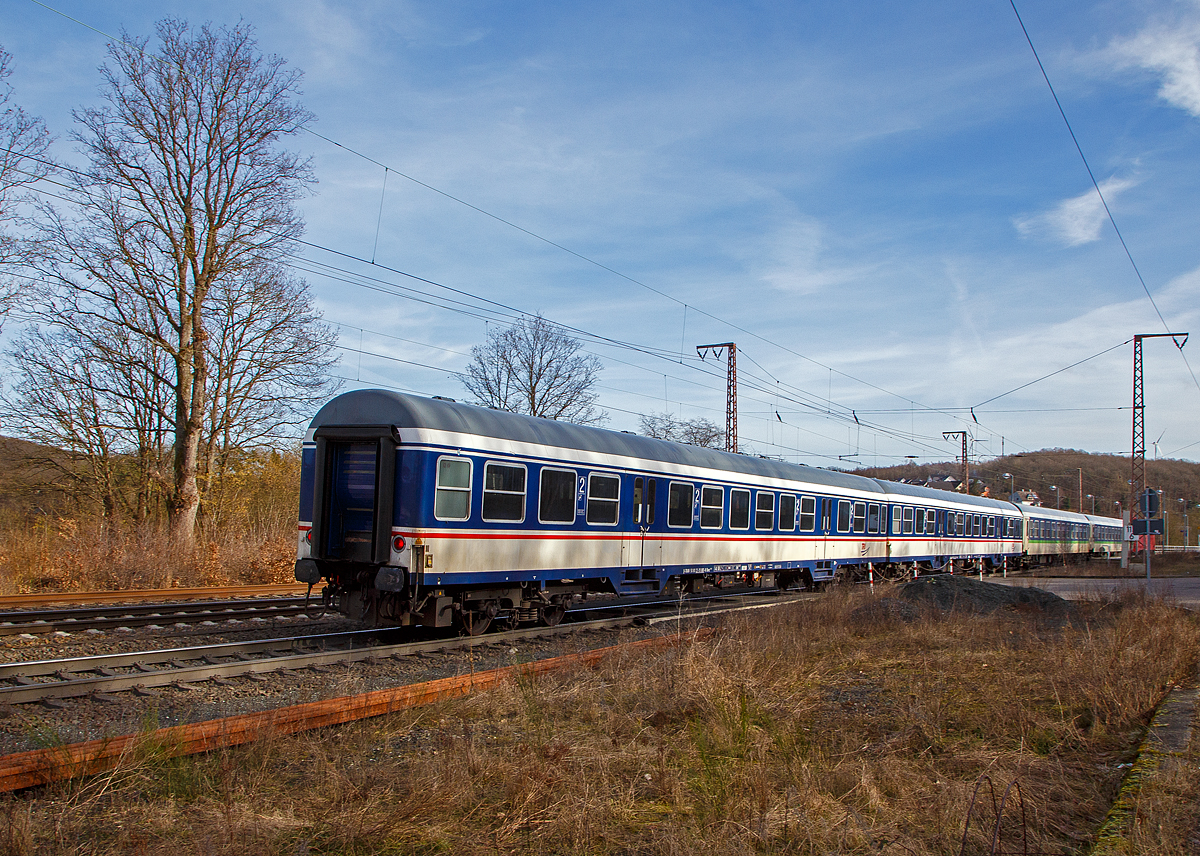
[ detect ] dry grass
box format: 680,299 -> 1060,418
3,588 -> 1198,855
1035,553 -> 1200,579
0,519 -> 295,593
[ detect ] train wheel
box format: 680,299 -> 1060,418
539,605 -> 565,627
460,610 -> 492,636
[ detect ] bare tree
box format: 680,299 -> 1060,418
5,323 -> 172,522
639,411 -> 724,448
7,262 -> 336,528
0,46 -> 53,317
463,316 -> 606,424
33,19 -> 316,549
199,264 -> 339,516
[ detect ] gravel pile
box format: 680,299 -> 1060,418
897,575 -> 1076,622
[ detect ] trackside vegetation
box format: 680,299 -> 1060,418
4,588 -> 1197,854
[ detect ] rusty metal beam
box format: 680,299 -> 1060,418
0,629 -> 712,793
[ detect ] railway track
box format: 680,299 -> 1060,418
0,589 -> 807,705
0,596 -> 318,636
0,584 -> 309,609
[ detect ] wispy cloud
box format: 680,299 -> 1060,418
748,219 -> 878,295
1013,177 -> 1137,246
1109,7 -> 1200,117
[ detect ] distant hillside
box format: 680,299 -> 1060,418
0,436 -> 75,517
850,449 -> 1200,547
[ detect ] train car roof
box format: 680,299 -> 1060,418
308,390 -> 1016,511
1084,513 -> 1124,526
309,390 -> 887,492
1015,503 -> 1093,523
881,480 -> 1015,511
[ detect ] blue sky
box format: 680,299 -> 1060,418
5,0 -> 1200,468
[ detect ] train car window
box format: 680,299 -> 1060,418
668,482 -> 694,528
755,492 -> 775,531
902,506 -> 914,535
586,473 -> 621,525
434,457 -> 473,521
799,496 -> 816,531
946,513 -> 956,536
852,501 -> 867,534
482,462 -> 526,522
974,515 -> 982,537
836,500 -> 851,533
926,509 -> 937,534
867,503 -> 880,534
914,508 -> 926,535
538,468 -> 577,524
730,489 -> 751,530
822,498 -> 831,531
633,478 -> 657,525
700,486 -> 724,529
892,505 -> 902,534
779,494 -> 797,532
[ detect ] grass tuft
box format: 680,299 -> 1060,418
6,586 -> 1199,854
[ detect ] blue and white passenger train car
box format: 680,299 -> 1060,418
294,391 -> 1122,632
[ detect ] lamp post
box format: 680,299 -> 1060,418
1051,485 -> 1060,509
1087,494 -> 1095,515
1179,498 -> 1189,550
1003,472 -> 1013,500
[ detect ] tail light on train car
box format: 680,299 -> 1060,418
393,535 -> 406,552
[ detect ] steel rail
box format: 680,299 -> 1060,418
0,597 -> 315,636
0,628 -> 719,793
0,627 -> 388,679
0,584 -> 310,609
0,592 -> 805,705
